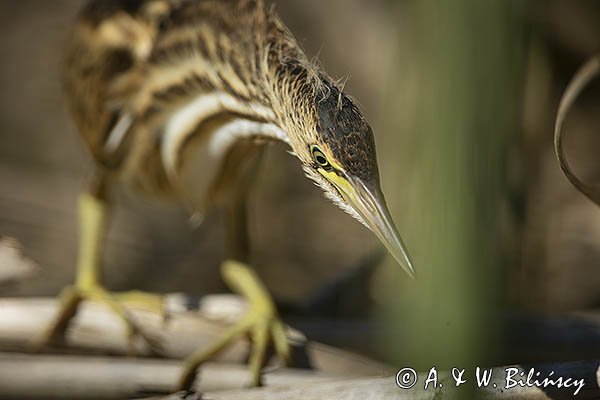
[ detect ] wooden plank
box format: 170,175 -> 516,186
0,296 -> 393,377
0,353 -> 597,400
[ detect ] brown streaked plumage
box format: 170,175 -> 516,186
46,0 -> 414,390
64,0 -> 322,198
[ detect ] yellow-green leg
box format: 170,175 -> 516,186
31,192 -> 164,350
178,260 -> 291,390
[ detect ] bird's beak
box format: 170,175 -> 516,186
323,170 -> 415,278
347,177 -> 415,278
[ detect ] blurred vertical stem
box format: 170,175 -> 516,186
376,0 -> 525,395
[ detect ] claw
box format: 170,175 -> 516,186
177,260 -> 292,391
247,321 -> 269,386
271,320 -> 292,364
31,285 -> 165,355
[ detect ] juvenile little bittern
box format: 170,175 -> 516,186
37,0 -> 415,390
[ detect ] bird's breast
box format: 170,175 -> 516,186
120,91 -> 288,212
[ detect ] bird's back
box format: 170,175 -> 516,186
63,0 -> 294,199
63,0 -> 170,174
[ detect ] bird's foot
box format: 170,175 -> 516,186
113,290 -> 165,315
178,260 -> 291,390
29,285 -> 164,353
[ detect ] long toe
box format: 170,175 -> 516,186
177,305 -> 291,390
30,285 -> 164,355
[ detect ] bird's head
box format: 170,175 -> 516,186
280,79 -> 415,278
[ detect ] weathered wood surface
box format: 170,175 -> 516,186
0,297 -> 599,399
0,295 -> 393,399
0,353 -> 340,399
200,361 -> 600,400
0,296 -> 392,377
0,353 -> 597,400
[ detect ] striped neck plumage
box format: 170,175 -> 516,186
160,89 -> 289,180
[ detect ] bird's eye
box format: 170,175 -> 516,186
311,145 -> 332,169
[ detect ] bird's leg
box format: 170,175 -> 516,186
31,185 -> 163,351
178,260 -> 291,390
178,158 -> 291,390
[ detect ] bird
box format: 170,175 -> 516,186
34,0 -> 415,390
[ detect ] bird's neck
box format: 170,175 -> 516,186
157,3 -> 327,178
159,58 -> 324,180
160,90 -> 289,178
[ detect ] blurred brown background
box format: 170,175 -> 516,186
1,0 -> 600,365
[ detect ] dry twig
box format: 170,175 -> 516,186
554,55 -> 600,205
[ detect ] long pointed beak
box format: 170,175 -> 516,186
345,176 -> 416,278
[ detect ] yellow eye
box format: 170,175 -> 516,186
311,145 -> 332,169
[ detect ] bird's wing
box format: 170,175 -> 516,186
63,1 -> 177,165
